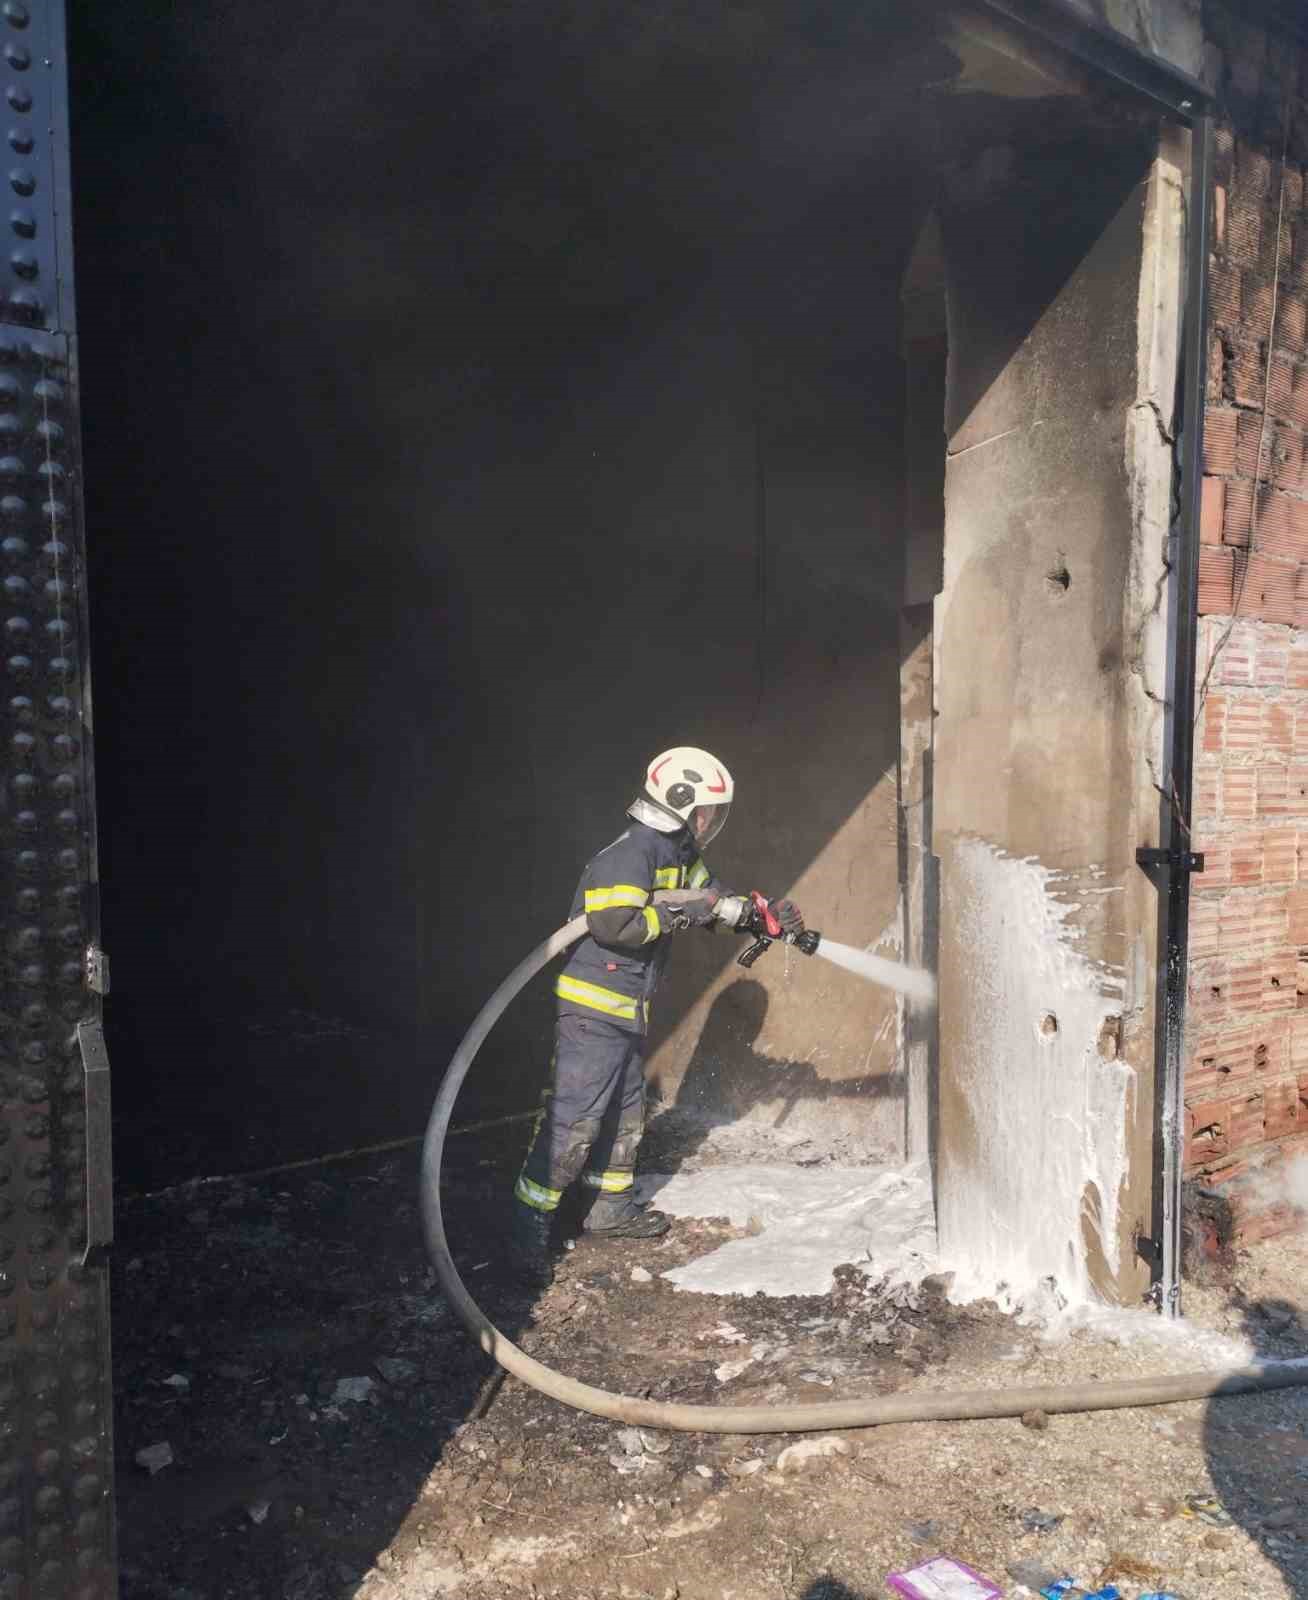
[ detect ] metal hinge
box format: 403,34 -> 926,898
1135,847 -> 1205,873
84,942 -> 110,995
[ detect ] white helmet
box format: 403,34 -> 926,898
629,746 -> 734,846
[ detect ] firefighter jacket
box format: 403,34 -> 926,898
555,819 -> 723,1034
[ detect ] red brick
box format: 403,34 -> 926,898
1257,636 -> 1289,686
1219,891 -> 1254,948
1294,704 -> 1308,758
1204,407 -> 1239,475
1227,195 -> 1263,267
1193,763 -> 1220,824
1266,950 -> 1299,1010
1221,766 -> 1255,821
1253,488 -> 1304,559
1265,825 -> 1298,883
1229,340 -> 1267,408
1213,184 -> 1229,252
1253,1013 -> 1290,1071
1187,1097 -> 1232,1159
1198,837 -> 1232,889
1238,139 -> 1274,196
1293,1014 -> 1308,1071
1236,552 -> 1298,625
1202,691 -> 1227,755
1264,702 -> 1294,756
1189,960 -> 1230,1025
1228,1090 -> 1266,1149
1245,273 -> 1276,332
1265,1078 -> 1299,1138
1300,1072 -> 1308,1111
1189,893 -> 1221,960
1215,621 -> 1254,683
1222,478 -> 1254,547
1201,476 -> 1225,545
1253,890 -> 1290,948
1228,954 -> 1265,1005
1253,755 -> 1285,806
1214,1022 -> 1258,1087
1208,331 -> 1225,404
1198,545 -> 1237,614
1235,410 -> 1265,477
1289,885 -> 1308,943
1281,294 -> 1308,354
1290,367 -> 1308,430
1272,428 -> 1306,494
1288,764 -> 1308,813
1289,644 -> 1308,690
1285,166 -> 1306,216
1224,694 -> 1262,752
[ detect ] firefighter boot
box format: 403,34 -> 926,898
583,1191 -> 671,1240
507,1199 -> 555,1290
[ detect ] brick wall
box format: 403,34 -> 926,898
1189,6 -> 1308,1243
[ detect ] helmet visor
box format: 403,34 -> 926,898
689,803 -> 730,848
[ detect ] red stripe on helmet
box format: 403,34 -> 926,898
707,768 -> 727,794
649,756 -> 671,786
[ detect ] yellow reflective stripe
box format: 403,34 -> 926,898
514,1174 -> 562,1212
688,860 -> 710,889
641,906 -> 661,943
581,1170 -> 635,1193
585,884 -> 649,912
555,975 -> 639,1021
653,867 -> 679,890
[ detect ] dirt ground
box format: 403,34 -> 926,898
112,1122 -> 1308,1600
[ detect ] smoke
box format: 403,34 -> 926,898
1235,1152 -> 1308,1217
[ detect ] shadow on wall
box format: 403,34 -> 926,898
1203,1294 -> 1308,1595
647,978 -> 901,1172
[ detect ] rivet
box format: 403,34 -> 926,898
36,459 -> 61,480
51,771 -> 74,794
4,87 -> 27,113
12,923 -> 37,947
19,999 -> 44,1024
6,168 -> 31,196
44,617 -> 70,639
56,846 -> 77,873
47,692 -> 71,715
12,807 -> 33,829
41,538 -> 68,560
55,807 -> 75,829
9,248 -> 33,278
9,287 -> 38,316
3,3 -> 30,27
49,655 -> 73,676
13,846 -> 36,872
0,453 -> 22,477
42,577 -> 64,601
40,497 -> 63,521
32,379 -> 59,403
4,614 -> 27,635
8,767 -> 30,789
35,420 -> 61,443
4,45 -> 29,69
0,492 -> 24,515
17,961 -> 42,985
1,533 -> 25,555
14,882 -> 37,907
5,652 -> 28,674
51,730 -> 76,758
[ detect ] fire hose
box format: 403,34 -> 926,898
419,907 -> 1308,1432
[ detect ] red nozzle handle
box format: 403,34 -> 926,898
750,889 -> 781,939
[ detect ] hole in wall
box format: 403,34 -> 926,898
1045,559 -> 1071,595
1039,1012 -> 1059,1038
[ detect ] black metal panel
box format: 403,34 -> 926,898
0,0 -> 114,1595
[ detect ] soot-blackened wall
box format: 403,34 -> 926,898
71,2 -> 946,1187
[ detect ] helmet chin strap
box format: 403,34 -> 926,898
627,795 -> 687,834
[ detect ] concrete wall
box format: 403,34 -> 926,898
71,0 -> 938,1185
930,105 -> 1181,1303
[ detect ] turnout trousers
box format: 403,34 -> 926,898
515,1012 -> 645,1213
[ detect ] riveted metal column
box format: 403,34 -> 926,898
1,0 -> 116,1597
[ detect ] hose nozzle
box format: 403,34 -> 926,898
736,926 -> 822,968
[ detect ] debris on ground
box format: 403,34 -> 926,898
112,1126 -> 1308,1600
133,1442 -> 173,1475
887,1555 -> 1002,1598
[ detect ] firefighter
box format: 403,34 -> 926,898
510,747 -> 804,1287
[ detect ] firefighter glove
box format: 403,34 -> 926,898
771,897 -> 805,934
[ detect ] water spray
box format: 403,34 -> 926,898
727,889 -> 937,1008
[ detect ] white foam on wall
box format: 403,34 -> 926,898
936,838 -> 1134,1309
